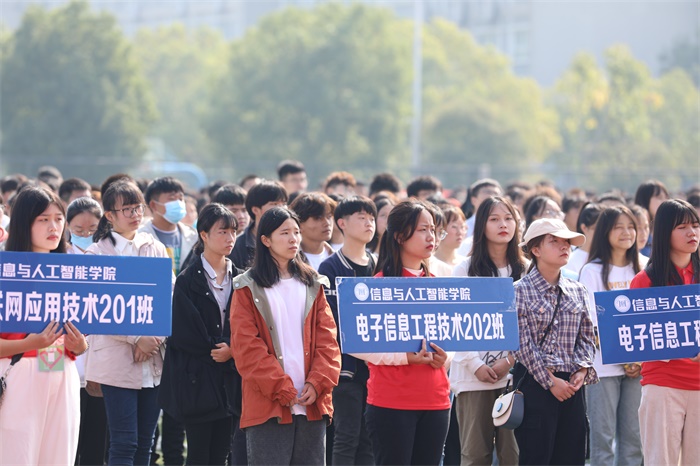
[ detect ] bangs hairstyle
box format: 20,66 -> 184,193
334,196 -> 377,224
289,192 -> 337,222
67,197 -> 103,224
646,199 -> 700,286
469,196 -> 526,280
587,206 -> 641,290
193,203 -> 238,255
251,207 -> 316,288
6,186 -> 67,253
375,199 -> 434,277
244,180 -> 288,221
441,204 -> 466,225
93,180 -> 145,246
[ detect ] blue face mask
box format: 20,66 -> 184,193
71,233 -> 93,251
158,200 -> 187,225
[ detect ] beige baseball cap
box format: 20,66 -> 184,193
520,218 -> 586,248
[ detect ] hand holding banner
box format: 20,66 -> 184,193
336,276 -> 519,353
0,251 -> 173,336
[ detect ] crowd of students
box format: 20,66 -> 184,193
0,161 -> 699,466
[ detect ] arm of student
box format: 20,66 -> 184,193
230,287 -> 297,405
572,289 -> 597,385
452,351 -> 486,374
305,288 -> 342,398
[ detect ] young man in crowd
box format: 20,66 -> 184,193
369,172 -> 402,197
464,178 -> 502,238
457,178 -> 503,257
212,184 -> 250,235
58,177 -> 92,206
324,171 -> 357,197
289,192 -> 337,270
318,196 -> 377,466
406,175 -> 443,200
140,177 -> 197,276
230,180 -> 288,270
138,176 -> 197,466
277,159 -> 308,195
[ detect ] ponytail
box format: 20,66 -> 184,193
93,215 -> 116,246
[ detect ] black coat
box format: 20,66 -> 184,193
159,255 -> 243,423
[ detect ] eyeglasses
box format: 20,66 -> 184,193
71,229 -> 97,237
437,229 -> 448,241
111,204 -> 145,218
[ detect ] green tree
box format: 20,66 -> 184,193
652,69 -> 700,188
421,20 -> 560,186
204,4 -> 412,184
550,45 -> 698,192
132,24 -> 227,165
0,1 -> 156,183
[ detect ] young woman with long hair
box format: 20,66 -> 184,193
450,196 -> 527,466
513,218 -> 598,465
230,206 -> 341,464
160,203 -> 244,465
578,205 -> 644,466
354,199 -> 451,465
629,199 -> 700,465
0,186 -> 88,465
84,180 -> 169,465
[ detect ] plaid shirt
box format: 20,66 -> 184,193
514,267 -> 598,390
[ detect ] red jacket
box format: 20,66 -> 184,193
230,271 -> 341,429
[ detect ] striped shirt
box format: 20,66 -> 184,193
514,267 -> 598,390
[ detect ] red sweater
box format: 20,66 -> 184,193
366,269 -> 451,410
1,333 -> 77,360
629,263 -> 699,391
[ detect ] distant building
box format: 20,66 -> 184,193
1,1 -> 697,86
454,0 -> 699,86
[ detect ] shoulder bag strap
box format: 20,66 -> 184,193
514,287 -> 563,391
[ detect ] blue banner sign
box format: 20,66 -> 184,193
0,251 -> 173,336
336,276 -> 519,353
595,284 -> 700,364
